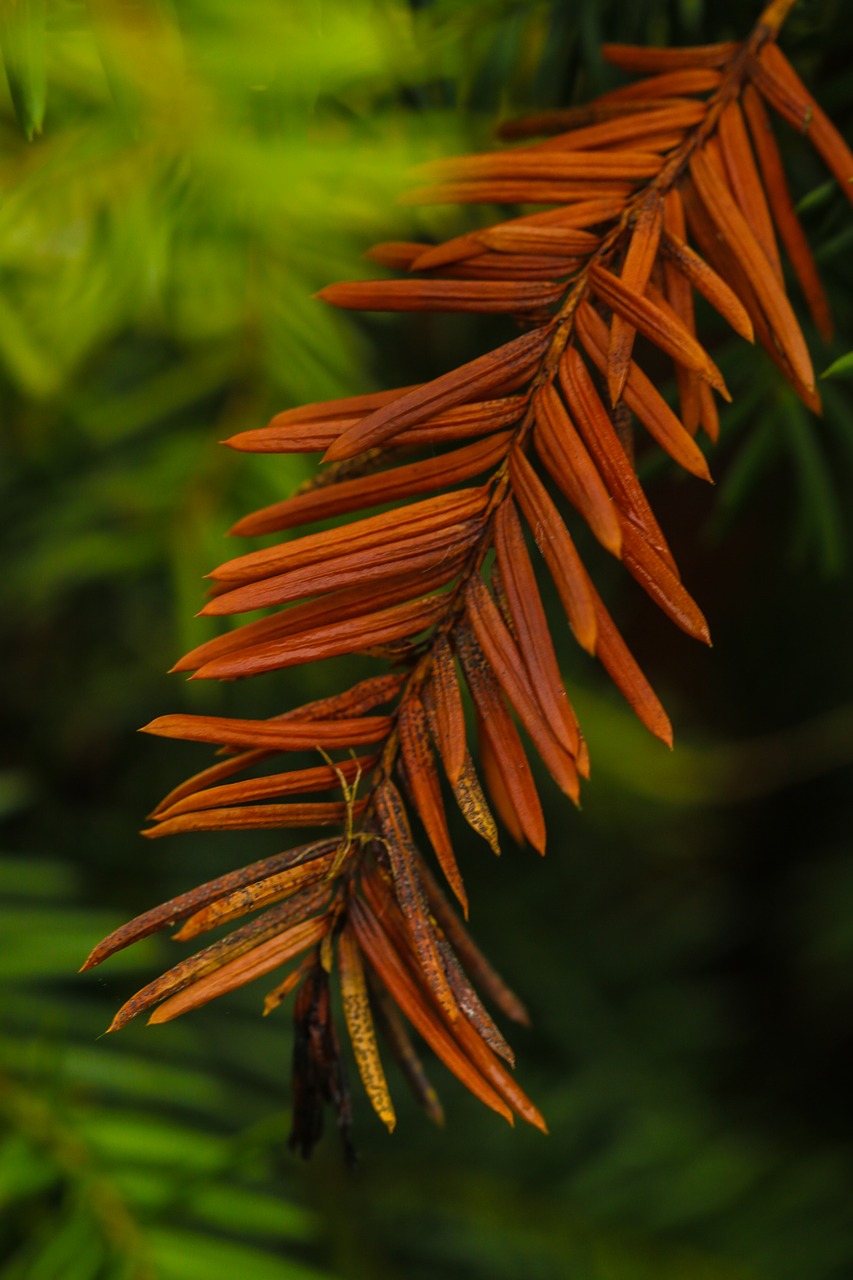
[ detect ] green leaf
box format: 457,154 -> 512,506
821,350 -> 853,379
184,1182 -> 315,1242
794,179 -> 837,216
148,1228 -> 332,1280
0,1133 -> 58,1206
0,0 -> 46,140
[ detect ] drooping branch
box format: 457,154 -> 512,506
84,4 -> 853,1156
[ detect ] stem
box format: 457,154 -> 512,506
340,3 -> 797,884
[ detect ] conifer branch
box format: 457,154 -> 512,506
84,4 -> 853,1157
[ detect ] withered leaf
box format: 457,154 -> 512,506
574,300 -> 713,480
144,800 -> 365,840
82,839 -> 339,971
398,696 -> 468,916
508,446 -> 598,655
191,594 -> 448,682
424,638 -> 467,787
533,381 -> 623,557
350,894 -> 514,1125
602,42 -> 737,71
494,499 -> 583,756
583,571 -> 673,745
202,527 -> 471,616
107,894 -> 331,1030
141,713 -> 392,752
153,754 -> 373,822
318,277 -> 562,314
227,395 -> 527,455
476,716 -> 525,848
750,43 -> 853,212
456,622 -> 547,852
173,851 -> 340,941
405,179 -> 638,207
324,329 -> 549,462
211,487 -> 488,585
448,751 -> 502,857
263,953 -> 314,1016
375,781 -> 458,1020
369,243 -> 581,282
367,977 -> 445,1126
558,339 -> 678,571
420,149 -> 664,182
718,98 -> 783,283
595,67 -> 723,102
177,568 -> 458,677
222,432 -> 511,538
689,147 -> 815,396
660,228 -> 755,342
530,101 -> 705,152
608,190 -> 663,403
588,263 -> 730,399
619,519 -> 711,643
476,223 -> 600,256
148,914 -> 330,1026
338,926 -> 396,1132
419,860 -> 529,1027
465,574 -> 580,803
437,934 -> 515,1065
741,83 -> 832,341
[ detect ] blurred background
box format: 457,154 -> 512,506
2,1 -> 853,1277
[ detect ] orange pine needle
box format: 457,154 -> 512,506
741,84 -> 833,342
574,300 -> 713,481
399,697 -> 468,917
589,263 -> 731,400
465,575 -> 581,804
602,42 -> 737,72
558,340 -> 678,572
660,228 -> 754,343
351,896 -> 515,1126
751,43 -> 853,212
324,329 -> 548,462
376,781 -> 459,1021
338,927 -> 397,1132
689,148 -> 815,396
457,624 -> 547,853
508,448 -> 600,658
88,7 -> 850,1148
425,640 -> 467,786
318,278 -> 562,315
147,916 -> 330,1026
534,382 -> 623,556
172,853 -> 339,940
494,499 -> 585,755
608,191 -> 664,403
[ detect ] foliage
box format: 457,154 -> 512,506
0,857 -> 329,1280
77,0 -> 853,1158
3,0 -> 853,1277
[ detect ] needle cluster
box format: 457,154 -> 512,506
83,3 -> 853,1157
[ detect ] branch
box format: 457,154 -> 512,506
84,5 -> 853,1157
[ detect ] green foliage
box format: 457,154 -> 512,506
0,0 -> 432,397
822,349 -> 853,377
3,0 -> 853,1276
0,857 -> 329,1280
0,0 -> 46,140
0,0 -> 456,685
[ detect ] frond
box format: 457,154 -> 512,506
84,0 -> 853,1155
0,857 -> 322,1279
